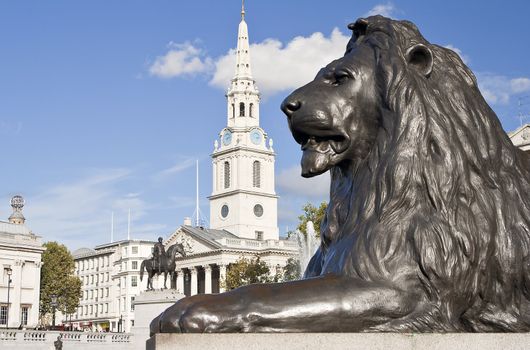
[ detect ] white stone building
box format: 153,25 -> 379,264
163,4 -> 298,296
0,196 -> 44,329
509,123 -> 530,155
71,239 -> 156,333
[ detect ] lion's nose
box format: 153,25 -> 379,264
281,99 -> 302,117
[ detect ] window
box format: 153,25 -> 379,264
254,204 -> 264,217
221,204 -> 229,218
249,103 -> 254,117
231,103 -> 235,118
0,305 -> 7,325
90,275 -> 93,284
131,297 -> 135,311
106,288 -> 109,297
106,272 -> 109,281
132,261 -> 138,270
253,161 -> 261,188
21,306 -> 29,325
132,246 -> 138,254
224,161 -> 230,189
131,276 -> 138,287
255,231 -> 264,241
90,305 -> 93,315
105,303 -> 109,313
239,102 -> 245,116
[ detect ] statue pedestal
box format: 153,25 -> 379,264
146,333 -> 530,350
132,290 -> 184,350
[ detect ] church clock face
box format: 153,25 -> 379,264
223,131 -> 232,146
250,129 -> 262,145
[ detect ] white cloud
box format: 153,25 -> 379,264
149,42 -> 214,78
444,44 -> 470,65
364,3 -> 396,18
153,157 -> 196,181
277,165 -> 330,199
511,78 -> 530,94
477,73 -> 530,105
3,168 -> 167,249
210,29 -> 349,98
150,29 -> 349,98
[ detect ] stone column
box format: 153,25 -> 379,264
219,264 -> 227,293
204,265 -> 212,294
176,270 -> 184,294
190,267 -> 198,296
9,260 -> 23,328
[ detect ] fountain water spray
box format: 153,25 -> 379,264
295,221 -> 320,278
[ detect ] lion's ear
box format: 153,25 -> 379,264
348,18 -> 369,41
406,44 -> 433,77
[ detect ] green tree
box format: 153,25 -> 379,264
282,257 -> 302,281
40,242 -> 82,321
223,256 -> 273,290
288,201 -> 328,238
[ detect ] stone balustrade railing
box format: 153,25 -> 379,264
0,330 -> 133,345
218,238 -> 299,250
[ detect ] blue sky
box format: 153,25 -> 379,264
1,1 -> 529,250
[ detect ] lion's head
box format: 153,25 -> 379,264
282,16 -> 530,332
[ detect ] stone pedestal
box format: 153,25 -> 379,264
131,290 -> 184,350
146,333 -> 530,350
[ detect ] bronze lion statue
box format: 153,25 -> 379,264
151,16 -> 530,333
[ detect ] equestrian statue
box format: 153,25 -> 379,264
140,238 -> 186,290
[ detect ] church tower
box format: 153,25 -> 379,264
209,3 -> 279,240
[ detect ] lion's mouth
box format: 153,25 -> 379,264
294,132 -> 350,177
299,134 -> 349,154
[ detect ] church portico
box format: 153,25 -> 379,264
164,224 -> 298,297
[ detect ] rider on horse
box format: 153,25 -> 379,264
153,237 -> 166,271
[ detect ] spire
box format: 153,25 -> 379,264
234,1 -> 252,80
224,1 -> 260,128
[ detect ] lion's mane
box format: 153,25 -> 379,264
315,16 -> 530,331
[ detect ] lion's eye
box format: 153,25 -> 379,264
333,70 -> 352,85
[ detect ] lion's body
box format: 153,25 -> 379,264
301,17 -> 530,331
151,16 -> 530,334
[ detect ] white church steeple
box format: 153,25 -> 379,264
226,1 -> 260,128
209,3 -> 279,241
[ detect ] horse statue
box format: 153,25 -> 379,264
140,243 -> 186,290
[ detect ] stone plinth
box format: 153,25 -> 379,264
147,333 -> 530,350
132,290 -> 184,350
